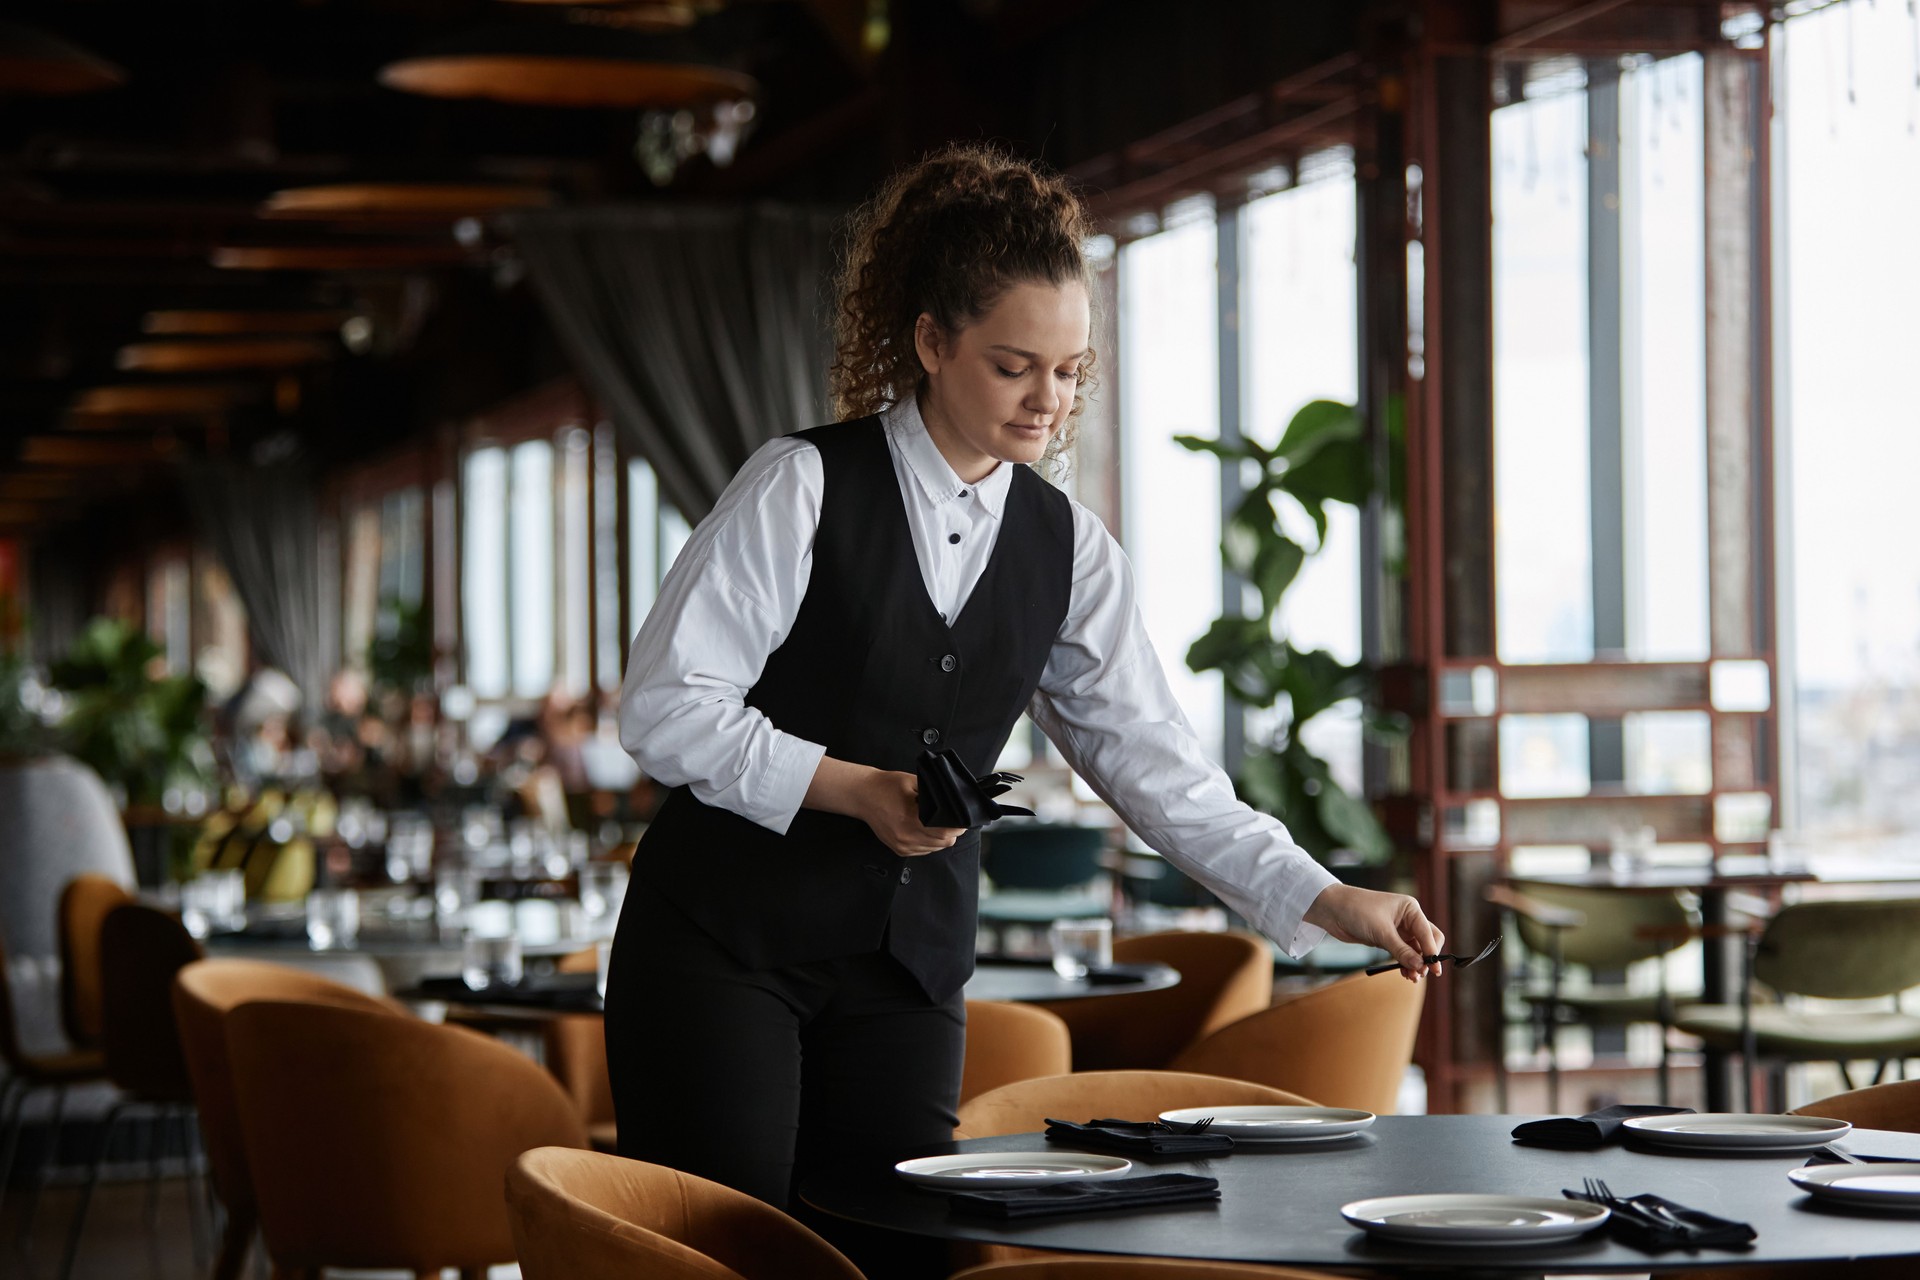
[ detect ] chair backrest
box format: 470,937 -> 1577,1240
981,825 -> 1107,891
224,999 -> 588,1273
1169,971 -> 1425,1115
957,1071 -> 1316,1139
506,1146 -> 865,1280
172,959 -> 410,1223
961,1000 -> 1072,1105
1793,1079 -> 1920,1133
1034,930 -> 1274,1071
951,1258 -> 1345,1279
58,872 -> 135,1049
544,946 -> 615,1129
1505,881 -> 1696,971
1754,899 -> 1920,1001
99,901 -> 204,1100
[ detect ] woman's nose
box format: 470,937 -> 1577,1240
1027,379 -> 1061,418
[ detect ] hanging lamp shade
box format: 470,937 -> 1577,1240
0,22 -> 125,95
377,21 -> 755,109
69,384 -> 252,418
116,339 -> 332,372
143,309 -> 355,335
259,182 -> 555,221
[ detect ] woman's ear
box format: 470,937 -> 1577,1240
912,312 -> 945,376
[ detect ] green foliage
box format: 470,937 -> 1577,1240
1177,398 -> 1403,866
0,649 -> 54,758
367,596 -> 434,694
49,617 -> 211,806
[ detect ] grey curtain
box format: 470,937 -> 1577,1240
507,203 -> 846,522
180,459 -> 326,708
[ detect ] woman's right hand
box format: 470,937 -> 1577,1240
805,757 -> 966,857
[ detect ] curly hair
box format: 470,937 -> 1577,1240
829,141 -> 1101,461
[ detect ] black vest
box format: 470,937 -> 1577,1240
630,415 -> 1075,1001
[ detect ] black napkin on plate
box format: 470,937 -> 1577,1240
1044,1118 -> 1236,1157
1513,1104 -> 1695,1149
948,1172 -> 1221,1219
916,748 -> 1034,829
1564,1189 -> 1756,1253
1803,1148 -> 1916,1166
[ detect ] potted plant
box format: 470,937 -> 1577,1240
1176,398 -> 1404,883
49,617 -> 214,813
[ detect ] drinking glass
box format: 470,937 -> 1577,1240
462,932 -> 523,991
595,938 -> 614,998
1049,917 -> 1112,980
577,862 -> 629,924
306,888 -> 360,950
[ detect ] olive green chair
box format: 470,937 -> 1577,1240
1490,881 -> 1700,1110
1671,898 -> 1920,1112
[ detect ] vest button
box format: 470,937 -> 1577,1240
940,654 -> 958,673
899,865 -> 913,885
921,727 -> 940,745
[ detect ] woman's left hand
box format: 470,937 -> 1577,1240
1302,883 -> 1445,981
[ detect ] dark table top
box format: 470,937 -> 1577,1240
800,1115 -> 1920,1273
962,960 -> 1180,1004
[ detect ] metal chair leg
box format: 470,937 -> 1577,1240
212,1201 -> 256,1280
58,1096 -> 128,1280
0,1078 -> 27,1210
17,1083 -> 67,1244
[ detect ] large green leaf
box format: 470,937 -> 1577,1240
1274,400 -> 1361,468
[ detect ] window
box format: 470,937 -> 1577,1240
558,427 -> 592,696
625,457 -> 689,644
509,440 -> 555,698
461,447 -> 510,699
1118,203 -> 1224,761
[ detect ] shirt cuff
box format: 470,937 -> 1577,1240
1253,859 -> 1342,958
753,732 -> 828,835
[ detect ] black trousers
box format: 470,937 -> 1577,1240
603,875 -> 965,1279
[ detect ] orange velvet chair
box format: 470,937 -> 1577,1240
1033,930 -> 1273,1070
172,959 -> 412,1280
506,1145 -> 865,1280
544,946 -> 617,1151
1170,971 -> 1426,1115
957,1070 -> 1316,1140
56,872 -> 135,1051
954,1258 -> 1347,1279
960,1000 -> 1072,1105
1793,1078 -> 1920,1131
223,999 -> 588,1279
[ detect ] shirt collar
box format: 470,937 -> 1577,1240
881,394 -> 1013,521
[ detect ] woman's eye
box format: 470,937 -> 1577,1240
1055,370 -> 1078,382
996,366 -> 1024,378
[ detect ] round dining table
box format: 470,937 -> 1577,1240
800,1114 -> 1920,1275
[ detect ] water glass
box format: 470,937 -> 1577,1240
180,869 -> 246,938
577,861 -> 629,923
306,888 -> 360,950
435,866 -> 482,923
462,932 -> 523,991
1049,917 -> 1112,980
595,937 -> 614,999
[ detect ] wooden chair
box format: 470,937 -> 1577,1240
1169,970 -> 1425,1115
172,959 -> 412,1280
56,872 -> 134,1052
1033,930 -> 1273,1071
958,1071 -> 1316,1140
506,1145 -> 864,1280
60,902 -> 206,1280
223,999 -> 588,1279
960,1001 -> 1072,1105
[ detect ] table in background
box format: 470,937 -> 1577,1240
962,960 -> 1180,1004
803,1114 -> 1920,1275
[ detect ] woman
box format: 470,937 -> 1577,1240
604,141 -> 1443,1267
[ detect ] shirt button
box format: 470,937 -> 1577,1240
958,489 -> 968,498
921,727 -> 940,745
940,654 -> 958,673
899,866 -> 913,885
947,532 -> 961,544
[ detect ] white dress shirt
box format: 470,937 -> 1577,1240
618,395 -> 1340,955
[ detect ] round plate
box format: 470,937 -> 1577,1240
1341,1194 -> 1610,1245
1622,1113 -> 1852,1151
893,1152 -> 1132,1189
1159,1105 -> 1377,1142
1789,1162 -> 1920,1209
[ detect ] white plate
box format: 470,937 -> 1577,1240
1622,1113 -> 1852,1151
893,1152 -> 1132,1189
1788,1162 -> 1920,1208
1341,1194 -> 1610,1246
1158,1105 -> 1376,1142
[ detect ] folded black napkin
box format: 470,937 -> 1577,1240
1044,1118 -> 1236,1157
1803,1148 -> 1915,1166
1513,1105 -> 1695,1149
1565,1189 -> 1756,1253
948,1172 -> 1221,1219
916,748 -> 1034,829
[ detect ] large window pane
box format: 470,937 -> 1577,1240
626,458 -> 660,642
462,447 -> 509,698
558,427 -> 592,696
1119,207 -> 1223,760
1782,2 -> 1920,841
594,424 -> 622,692
509,440 -> 555,698
1493,87 -> 1594,663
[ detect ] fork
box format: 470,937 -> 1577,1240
1586,1178 -> 1700,1238
1365,935 -> 1502,977
1160,1116 -> 1214,1134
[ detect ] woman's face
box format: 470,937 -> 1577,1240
914,279 -> 1091,482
